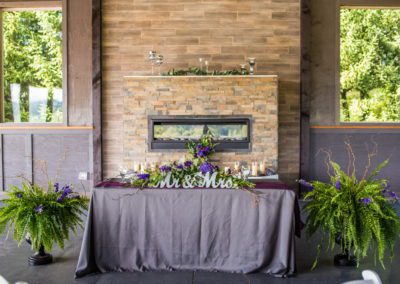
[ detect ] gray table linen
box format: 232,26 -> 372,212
75,187 -> 297,278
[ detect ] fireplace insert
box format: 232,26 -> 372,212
148,116 -> 252,151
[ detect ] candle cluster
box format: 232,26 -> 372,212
233,161 -> 268,177
129,160 -> 270,178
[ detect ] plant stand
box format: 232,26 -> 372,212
334,252 -> 357,267
334,234 -> 357,267
28,245 -> 53,266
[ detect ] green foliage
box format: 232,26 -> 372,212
3,11 -> 63,122
164,67 -> 248,76
340,9 -> 400,122
302,159 -> 400,269
186,132 -> 216,165
131,133 -> 255,190
0,182 -> 88,252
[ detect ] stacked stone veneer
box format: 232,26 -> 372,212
123,76 -> 278,169
102,0 -> 301,185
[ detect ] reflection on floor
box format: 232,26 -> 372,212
0,203 -> 399,284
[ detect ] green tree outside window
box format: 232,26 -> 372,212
3,10 -> 62,123
340,9 -> 400,122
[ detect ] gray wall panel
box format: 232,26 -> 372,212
3,135 -> 32,190
33,134 -> 91,193
310,131 -> 400,193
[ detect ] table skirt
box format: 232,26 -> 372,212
75,186 -> 299,278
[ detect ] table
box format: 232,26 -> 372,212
75,182 -> 301,278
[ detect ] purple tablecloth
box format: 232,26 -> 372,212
76,182 -> 302,278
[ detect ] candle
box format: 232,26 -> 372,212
224,167 -> 230,174
251,162 -> 258,177
234,162 -> 240,173
259,161 -> 266,176
150,163 -> 156,171
133,163 -> 140,173
140,163 -> 147,174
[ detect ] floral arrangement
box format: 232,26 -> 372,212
300,144 -> 400,268
0,182 -> 88,253
131,132 -> 255,190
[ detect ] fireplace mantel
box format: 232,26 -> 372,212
123,75 -> 279,169
124,75 -> 278,78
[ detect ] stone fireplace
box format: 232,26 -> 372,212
123,75 -> 278,169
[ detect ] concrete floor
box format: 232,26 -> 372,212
0,203 -> 399,284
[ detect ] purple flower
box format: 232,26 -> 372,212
196,145 -> 211,158
360,197 -> 372,206
35,205 -> 44,214
335,180 -> 341,190
137,173 -> 150,180
54,183 -> 60,192
197,146 -> 210,158
62,186 -> 73,195
57,185 -> 73,203
389,191 -> 399,201
298,179 -> 313,189
176,164 -> 184,170
184,161 -> 193,167
159,165 -> 172,172
199,162 -> 215,174
382,183 -> 391,194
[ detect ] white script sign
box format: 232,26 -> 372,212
154,172 -> 234,189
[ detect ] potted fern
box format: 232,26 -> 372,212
0,182 -> 88,265
300,153 -> 400,269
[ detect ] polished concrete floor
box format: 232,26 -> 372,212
0,203 -> 399,284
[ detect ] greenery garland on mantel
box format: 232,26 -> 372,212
163,67 -> 249,76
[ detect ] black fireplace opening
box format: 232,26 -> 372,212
148,116 -> 252,151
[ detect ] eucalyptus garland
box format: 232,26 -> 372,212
164,67 -> 248,76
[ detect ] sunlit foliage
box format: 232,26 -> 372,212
340,9 -> 400,122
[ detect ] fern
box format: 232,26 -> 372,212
301,159 -> 400,268
0,182 -> 88,252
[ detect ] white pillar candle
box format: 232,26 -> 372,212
133,163 -> 140,173
140,163 -> 147,174
259,161 -> 266,176
251,162 -> 258,177
234,162 -> 240,173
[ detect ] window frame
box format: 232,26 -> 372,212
337,0 -> 400,125
0,0 -> 67,126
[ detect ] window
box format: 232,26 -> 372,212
1,7 -> 63,123
340,8 -> 400,122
